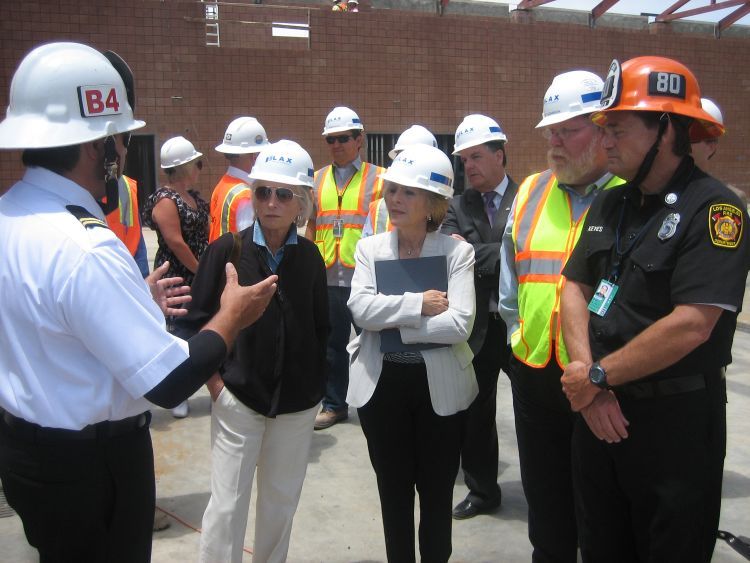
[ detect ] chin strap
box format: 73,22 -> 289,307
629,113 -> 670,190
98,135 -> 120,215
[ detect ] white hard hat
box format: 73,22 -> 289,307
388,125 -> 438,159
322,106 -> 364,135
453,114 -> 508,155
249,140 -> 314,188
160,136 -> 203,169
380,145 -> 454,199
536,70 -> 604,128
700,98 -> 724,126
215,116 -> 269,154
0,42 -> 145,149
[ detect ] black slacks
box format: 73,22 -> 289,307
0,416 -> 155,563
459,315 -> 509,505
358,361 -> 464,563
573,374 -> 727,563
508,354 -> 578,563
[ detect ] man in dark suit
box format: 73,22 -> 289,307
441,113 -> 518,519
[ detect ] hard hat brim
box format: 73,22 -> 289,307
214,142 -> 267,154
321,125 -> 364,136
0,116 -> 145,150
535,108 -> 598,129
160,150 -> 203,169
249,170 -> 314,189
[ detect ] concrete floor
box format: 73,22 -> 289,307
1,229 -> 749,562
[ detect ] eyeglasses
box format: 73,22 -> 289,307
254,185 -> 296,203
196,160 -> 203,171
325,134 -> 353,145
542,125 -> 590,141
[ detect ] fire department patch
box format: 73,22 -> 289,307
709,203 -> 743,249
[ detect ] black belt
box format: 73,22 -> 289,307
615,371 -> 723,401
0,409 -> 150,444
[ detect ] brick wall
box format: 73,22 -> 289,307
1,0 -> 748,196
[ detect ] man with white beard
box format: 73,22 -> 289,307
498,70 -> 625,562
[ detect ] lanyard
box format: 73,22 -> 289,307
609,197 -> 660,283
335,165 -> 360,210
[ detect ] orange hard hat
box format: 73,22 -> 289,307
591,56 -> 724,142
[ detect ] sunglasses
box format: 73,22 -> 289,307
196,160 -> 203,171
325,134 -> 353,145
254,185 -> 296,203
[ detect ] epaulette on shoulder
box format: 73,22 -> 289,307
66,205 -> 110,230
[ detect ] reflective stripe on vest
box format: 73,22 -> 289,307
370,197 -> 391,235
209,174 -> 251,243
105,175 -> 141,257
314,162 -> 384,268
511,171 -> 624,368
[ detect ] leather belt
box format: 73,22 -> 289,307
615,371 -> 723,401
0,409 -> 150,444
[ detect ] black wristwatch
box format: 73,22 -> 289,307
589,362 -> 611,390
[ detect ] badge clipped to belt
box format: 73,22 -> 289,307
588,279 -> 618,317
333,218 -> 344,238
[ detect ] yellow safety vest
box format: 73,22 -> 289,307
314,162 -> 384,268
511,170 -> 625,368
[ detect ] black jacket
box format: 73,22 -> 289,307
441,177 -> 518,355
174,226 -> 329,416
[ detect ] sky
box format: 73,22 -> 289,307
498,0 -> 750,26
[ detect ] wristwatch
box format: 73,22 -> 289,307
589,362 -> 611,390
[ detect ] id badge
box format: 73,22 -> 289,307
587,279 -> 618,317
333,218 -> 344,239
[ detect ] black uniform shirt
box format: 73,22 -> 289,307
564,158 -> 750,377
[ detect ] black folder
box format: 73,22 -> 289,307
374,255 -> 449,353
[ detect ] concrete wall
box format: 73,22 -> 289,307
1,0 -> 748,197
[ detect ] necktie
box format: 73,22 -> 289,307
483,191 -> 497,227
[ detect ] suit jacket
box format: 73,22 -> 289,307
346,230 -> 478,416
441,177 -> 518,354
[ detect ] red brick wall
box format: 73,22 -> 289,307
1,1 -> 748,196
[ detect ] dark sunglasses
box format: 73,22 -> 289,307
325,134 -> 353,145
254,185 -> 296,203
196,160 -> 203,171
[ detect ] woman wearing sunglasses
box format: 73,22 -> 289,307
347,144 -> 477,562
174,140 -> 329,563
143,135 -> 210,417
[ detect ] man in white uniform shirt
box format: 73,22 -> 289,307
0,42 -> 276,562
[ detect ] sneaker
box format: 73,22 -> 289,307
314,408 -> 348,430
172,400 -> 189,419
153,509 -> 170,532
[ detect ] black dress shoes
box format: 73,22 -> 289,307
452,496 -> 501,520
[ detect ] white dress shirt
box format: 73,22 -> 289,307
0,167 -> 189,429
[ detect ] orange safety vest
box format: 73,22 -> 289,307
104,175 -> 141,257
313,162 -> 384,268
209,173 -> 252,243
367,197 -> 392,235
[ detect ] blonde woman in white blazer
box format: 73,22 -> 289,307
346,145 -> 477,563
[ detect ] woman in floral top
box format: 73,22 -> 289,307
143,135 -> 209,418
143,136 -> 209,286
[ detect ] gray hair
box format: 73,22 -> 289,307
292,185 -> 314,228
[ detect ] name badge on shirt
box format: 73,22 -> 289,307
588,279 -> 618,317
333,218 -> 344,239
